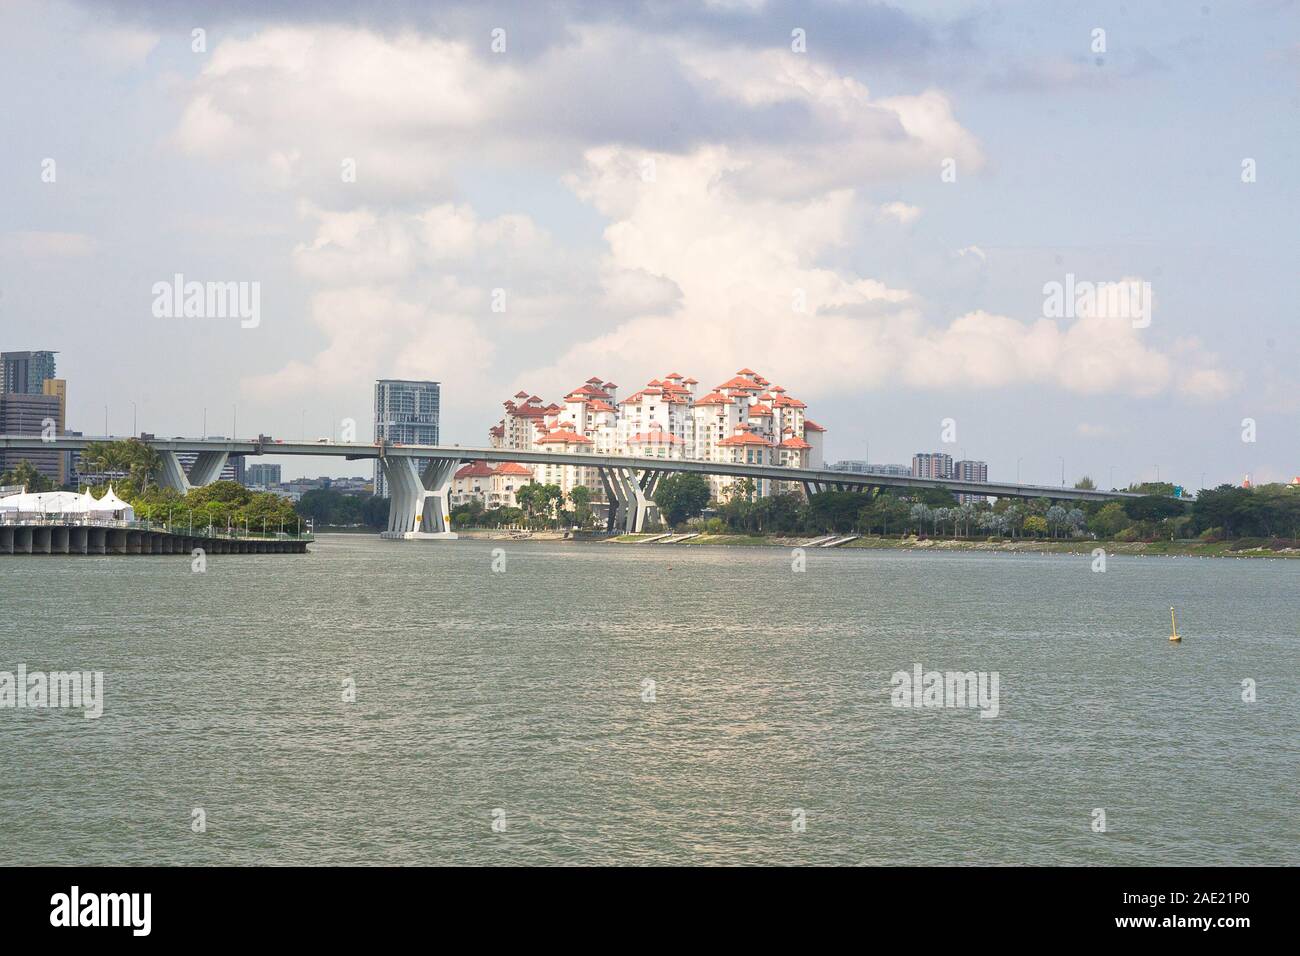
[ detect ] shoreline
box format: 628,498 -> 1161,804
606,532 -> 1300,558
421,528 -> 1300,558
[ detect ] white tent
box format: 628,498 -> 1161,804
88,487 -> 136,520
0,486 -> 136,520
0,491 -> 88,513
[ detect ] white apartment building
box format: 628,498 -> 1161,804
487,368 -> 827,509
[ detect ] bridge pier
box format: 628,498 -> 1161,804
379,456 -> 458,540
599,466 -> 661,534
158,449 -> 231,492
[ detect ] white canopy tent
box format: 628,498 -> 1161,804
0,490 -> 87,513
0,487 -> 135,520
87,487 -> 136,520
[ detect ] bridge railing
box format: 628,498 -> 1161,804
0,512 -> 313,541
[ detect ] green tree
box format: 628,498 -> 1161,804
516,483 -> 542,527
79,440 -> 130,478
296,488 -> 344,525
916,487 -> 958,507
1023,515 -> 1049,537
541,483 -> 564,528
1088,501 -> 1130,539
1127,481 -> 1177,497
362,496 -> 389,529
1,459 -> 55,492
653,473 -> 712,528
1124,495 -> 1186,523
81,438 -> 162,490
124,439 -> 163,491
568,485 -> 594,528
729,478 -> 756,504
807,490 -> 870,533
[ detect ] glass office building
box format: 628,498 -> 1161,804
373,380 -> 440,497
1,351 -> 58,394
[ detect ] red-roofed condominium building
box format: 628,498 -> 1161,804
487,368 -> 825,505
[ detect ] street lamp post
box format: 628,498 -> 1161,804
1016,457 -> 1024,484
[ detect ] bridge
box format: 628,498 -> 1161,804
2,434 -> 1146,539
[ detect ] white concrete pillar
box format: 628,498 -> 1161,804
158,451 -> 191,492
188,451 -> 229,487
381,456 -> 459,539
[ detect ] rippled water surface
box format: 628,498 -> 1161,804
1,535 -> 1296,865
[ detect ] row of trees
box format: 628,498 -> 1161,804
449,483 -> 596,530
2,441 -> 300,535
295,488 -> 389,528
660,475 -> 1300,542
130,480 -> 301,535
5,439 -> 163,495
1,460 -> 56,493
446,472 -> 1300,541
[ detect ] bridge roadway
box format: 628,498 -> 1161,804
1,434 -> 1145,538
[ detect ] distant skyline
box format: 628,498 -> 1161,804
2,0 -> 1296,483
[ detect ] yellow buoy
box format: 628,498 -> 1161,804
1169,606 -> 1181,643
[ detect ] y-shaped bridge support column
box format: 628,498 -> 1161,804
599,466 -> 659,534
599,467 -> 621,533
639,470 -> 663,529
379,457 -> 459,540
157,450 -> 230,492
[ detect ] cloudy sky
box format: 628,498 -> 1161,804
2,0 -> 1296,484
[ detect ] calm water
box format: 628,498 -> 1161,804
1,535 -> 1296,866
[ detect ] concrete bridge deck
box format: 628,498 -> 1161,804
1,434 -> 1152,539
